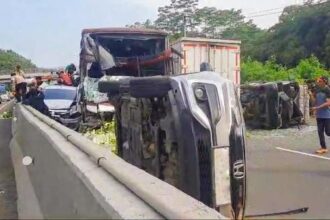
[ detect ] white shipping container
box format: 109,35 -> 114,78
171,37 -> 241,85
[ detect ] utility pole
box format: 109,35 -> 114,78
183,15 -> 187,37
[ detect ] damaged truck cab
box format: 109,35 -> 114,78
80,28 -> 246,219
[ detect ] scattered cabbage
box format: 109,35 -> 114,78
84,121 -> 118,154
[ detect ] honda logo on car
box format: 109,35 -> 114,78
233,160 -> 245,179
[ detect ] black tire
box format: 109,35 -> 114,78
129,76 -> 172,98
98,80 -> 121,95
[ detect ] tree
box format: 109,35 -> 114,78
155,0 -> 199,35
252,1 -> 330,68
126,19 -> 157,29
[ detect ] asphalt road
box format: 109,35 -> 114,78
245,124 -> 330,219
0,119 -> 17,219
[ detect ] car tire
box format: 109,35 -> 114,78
98,80 -> 121,95
129,76 -> 172,98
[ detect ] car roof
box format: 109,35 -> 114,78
44,85 -> 77,91
82,27 -> 168,36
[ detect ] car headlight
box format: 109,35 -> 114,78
194,87 -> 207,101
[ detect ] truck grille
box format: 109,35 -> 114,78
194,121 -> 213,206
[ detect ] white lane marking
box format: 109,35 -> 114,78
276,147 -> 330,161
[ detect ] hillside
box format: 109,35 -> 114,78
0,49 -> 37,75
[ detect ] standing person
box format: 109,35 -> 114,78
38,75 -> 52,90
23,82 -> 49,116
14,65 -> 27,102
35,76 -> 43,86
312,76 -> 330,154
65,63 -> 76,75
10,73 -> 16,97
65,63 -> 76,85
57,70 -> 73,86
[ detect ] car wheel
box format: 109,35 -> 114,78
98,80 -> 121,95
129,76 -> 172,98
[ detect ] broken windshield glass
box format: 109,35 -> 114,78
81,33 -> 167,77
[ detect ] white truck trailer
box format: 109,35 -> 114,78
171,37 -> 241,85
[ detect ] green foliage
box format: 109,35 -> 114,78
155,0 -> 199,34
242,57 -> 288,82
250,1 -> 330,68
129,0 -> 265,46
242,55 -> 329,83
288,55 -> 329,80
126,19 -> 157,29
0,49 -> 37,75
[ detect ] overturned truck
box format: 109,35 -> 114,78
241,81 -> 304,129
79,28 -> 246,219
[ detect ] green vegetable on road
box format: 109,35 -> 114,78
0,111 -> 12,119
84,121 -> 118,154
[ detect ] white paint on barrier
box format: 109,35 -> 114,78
22,156 -> 33,166
276,147 -> 330,161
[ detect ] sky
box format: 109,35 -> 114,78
0,0 -> 301,68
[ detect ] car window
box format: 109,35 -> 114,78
44,89 -> 76,100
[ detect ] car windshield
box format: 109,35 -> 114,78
44,89 -> 76,100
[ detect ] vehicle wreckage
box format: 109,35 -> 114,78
78,28 -> 246,219
240,81 -> 305,129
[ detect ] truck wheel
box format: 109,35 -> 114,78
130,77 -> 172,98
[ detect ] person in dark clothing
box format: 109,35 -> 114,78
35,76 -> 43,87
23,84 -> 50,116
312,76 -> 330,154
65,63 -> 76,75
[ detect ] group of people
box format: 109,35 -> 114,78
10,63 -> 76,115
11,66 -> 51,103
9,65 -> 49,115
10,63 -> 77,102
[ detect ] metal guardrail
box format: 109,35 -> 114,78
20,104 -> 226,219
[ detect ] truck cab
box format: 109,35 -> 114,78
78,28 -> 171,126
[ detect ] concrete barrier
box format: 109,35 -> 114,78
12,104 -> 226,219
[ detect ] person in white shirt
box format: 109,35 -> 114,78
14,65 -> 27,102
